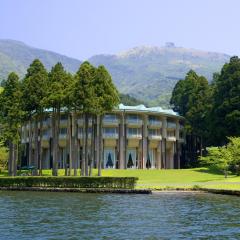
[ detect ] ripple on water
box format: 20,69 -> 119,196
0,191 -> 239,240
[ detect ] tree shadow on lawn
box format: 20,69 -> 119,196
192,167 -> 238,182
193,167 -> 223,175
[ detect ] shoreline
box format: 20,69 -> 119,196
0,186 -> 240,196
0,187 -> 151,194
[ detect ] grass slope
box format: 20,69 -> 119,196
5,167 -> 239,190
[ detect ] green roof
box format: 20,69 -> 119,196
118,104 -> 179,116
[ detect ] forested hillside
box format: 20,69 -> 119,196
0,40 -> 230,107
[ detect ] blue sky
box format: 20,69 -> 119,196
0,0 -> 239,60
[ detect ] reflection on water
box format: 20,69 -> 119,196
0,191 -> 239,239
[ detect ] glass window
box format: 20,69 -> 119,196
103,127 -> 117,134
167,130 -> 175,137
60,128 -> 67,134
104,114 -> 117,120
127,114 -> 140,120
128,128 -> 141,135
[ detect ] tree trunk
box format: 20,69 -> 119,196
81,113 -> 85,176
8,141 -> 13,176
55,107 -> 60,176
33,116 -> 39,176
224,169 -> 228,178
67,112 -> 72,176
98,115 -> 103,176
52,109 -> 56,176
72,111 -> 77,176
85,113 -> 89,176
28,119 -> 32,166
39,113 -> 43,176
13,143 -> 18,176
89,115 -> 95,176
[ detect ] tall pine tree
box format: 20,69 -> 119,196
94,65 -> 119,176
212,56 -> 240,145
0,72 -> 23,176
73,62 -> 97,176
22,59 -> 48,175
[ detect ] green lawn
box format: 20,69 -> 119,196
37,168 -> 240,190
2,168 -> 240,190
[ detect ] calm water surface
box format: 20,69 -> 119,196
0,191 -> 239,239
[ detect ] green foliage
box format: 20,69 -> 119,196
211,56 -> 240,144
227,137 -> 240,168
46,62 -> 72,109
200,147 -> 231,172
73,61 -> 97,113
170,70 -> 211,143
0,176 -> 138,189
0,142 -> 8,171
22,59 -> 49,114
200,137 -> 240,175
0,72 -> 23,143
94,65 -> 119,114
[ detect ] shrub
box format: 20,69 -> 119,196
0,142 -> 8,172
0,176 -> 138,189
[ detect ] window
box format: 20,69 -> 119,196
128,128 -> 141,136
167,130 -> 175,137
148,129 -> 161,136
149,116 -> 161,125
128,114 -> 139,120
78,128 -> 92,134
180,131 -> 184,139
104,114 -> 117,121
103,127 -> 117,134
167,121 -> 176,128
60,128 -> 67,134
60,114 -> 68,120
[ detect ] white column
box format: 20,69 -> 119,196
142,115 -> 148,169
162,116 -> 167,169
119,113 -> 125,169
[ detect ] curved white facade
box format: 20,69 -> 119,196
21,104 -> 184,170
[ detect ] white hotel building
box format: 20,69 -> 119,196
21,104 -> 184,170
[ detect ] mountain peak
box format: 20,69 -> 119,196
165,42 -> 175,48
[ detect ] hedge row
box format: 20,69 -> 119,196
0,177 -> 138,189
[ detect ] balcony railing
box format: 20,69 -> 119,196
103,118 -> 119,125
78,133 -> 92,139
60,119 -> 68,126
42,134 -> 50,140
127,133 -> 142,139
103,133 -> 119,139
167,122 -> 176,129
148,134 -> 162,140
59,133 -> 67,139
77,119 -> 93,126
167,136 -> 176,141
148,120 -> 162,127
126,118 -> 143,125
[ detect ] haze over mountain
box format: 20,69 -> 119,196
0,39 -> 81,79
0,40 -> 230,107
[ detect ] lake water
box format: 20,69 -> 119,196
0,191 -> 240,239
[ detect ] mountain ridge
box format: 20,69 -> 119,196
0,39 -> 231,107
